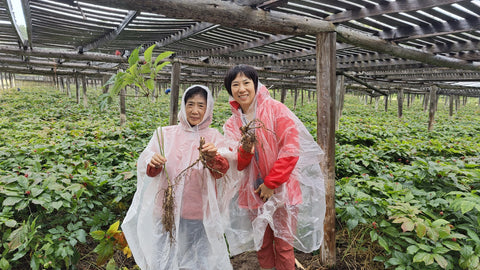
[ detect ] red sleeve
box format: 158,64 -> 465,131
237,146 -> 254,171
146,164 -> 163,177
206,155 -> 230,179
263,156 -> 299,189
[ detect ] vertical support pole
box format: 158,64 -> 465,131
293,89 -> 298,110
169,60 -> 181,125
423,92 -> 429,112
384,92 -> 389,112
0,73 -> 4,90
66,77 -> 71,97
82,75 -> 88,107
60,77 -> 65,92
280,88 -> 287,103
397,88 -> 404,118
101,75 -> 108,94
120,88 -> 126,126
301,89 -> 304,106
335,74 -> 345,130
316,32 -> 336,267
449,95 -> 454,118
428,86 -> 438,131
75,73 -> 80,104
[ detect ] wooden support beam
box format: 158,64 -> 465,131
428,86 -> 438,131
80,10 -> 138,53
169,60 -> 181,125
339,71 -> 387,96
316,31 -> 336,267
0,45 -> 125,63
335,75 -> 345,130
82,75 -> 88,107
397,88 -> 404,118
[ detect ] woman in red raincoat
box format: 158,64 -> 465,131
222,65 -> 326,270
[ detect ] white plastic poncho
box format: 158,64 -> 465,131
221,82 -> 326,255
122,85 -> 234,270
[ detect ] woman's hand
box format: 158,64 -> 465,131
149,153 -> 167,168
201,142 -> 218,160
255,183 -> 274,202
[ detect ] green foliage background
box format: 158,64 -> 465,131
0,84 -> 479,269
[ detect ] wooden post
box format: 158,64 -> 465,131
293,89 -> 298,110
423,93 -> 429,112
301,89 -> 304,106
169,60 -> 181,125
406,93 -> 410,107
82,75 -> 88,107
335,74 -> 345,130
120,88 -> 126,126
66,77 -> 71,97
428,86 -> 437,131
384,92 -> 389,112
449,95 -> 454,118
75,73 -> 80,104
102,75 -> 110,94
0,73 -> 4,90
375,96 -> 380,111
455,95 -> 459,113
280,87 -> 287,103
397,89 -> 404,118
316,31 -> 336,267
60,77 -> 65,92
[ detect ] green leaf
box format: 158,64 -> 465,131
106,258 -> 117,270
416,222 -> 426,238
3,196 -> 22,206
107,220 -> 120,235
154,51 -> 174,65
378,236 -> 390,252
90,230 -> 105,240
128,48 -> 140,66
144,44 -> 156,64
413,252 -> 429,263
140,63 -> 151,74
442,241 -> 461,251
346,218 -> 358,230
433,254 -> 448,269
460,201 -> 475,214
406,245 -> 419,254
146,79 -> 155,91
50,201 -> 63,210
155,61 -> 170,73
0,257 -> 10,270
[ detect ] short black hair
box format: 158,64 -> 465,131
224,65 -> 259,96
184,86 -> 207,104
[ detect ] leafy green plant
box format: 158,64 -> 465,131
102,44 -> 174,108
90,220 -> 131,267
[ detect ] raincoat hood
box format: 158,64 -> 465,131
178,84 -> 214,131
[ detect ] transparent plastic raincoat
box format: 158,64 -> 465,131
122,85 -> 234,270
222,82 -> 326,255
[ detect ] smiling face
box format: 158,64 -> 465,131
231,73 -> 256,112
185,94 -> 207,126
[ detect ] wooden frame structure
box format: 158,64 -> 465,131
2,0 -> 480,266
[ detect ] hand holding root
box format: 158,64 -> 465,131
200,141 -> 218,161
255,183 -> 274,202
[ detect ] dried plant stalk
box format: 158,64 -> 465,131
155,128 -> 176,243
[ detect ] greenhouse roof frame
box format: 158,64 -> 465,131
1,0 -> 480,96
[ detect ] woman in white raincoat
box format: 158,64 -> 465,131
122,85 -> 233,270
222,65 -> 326,270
